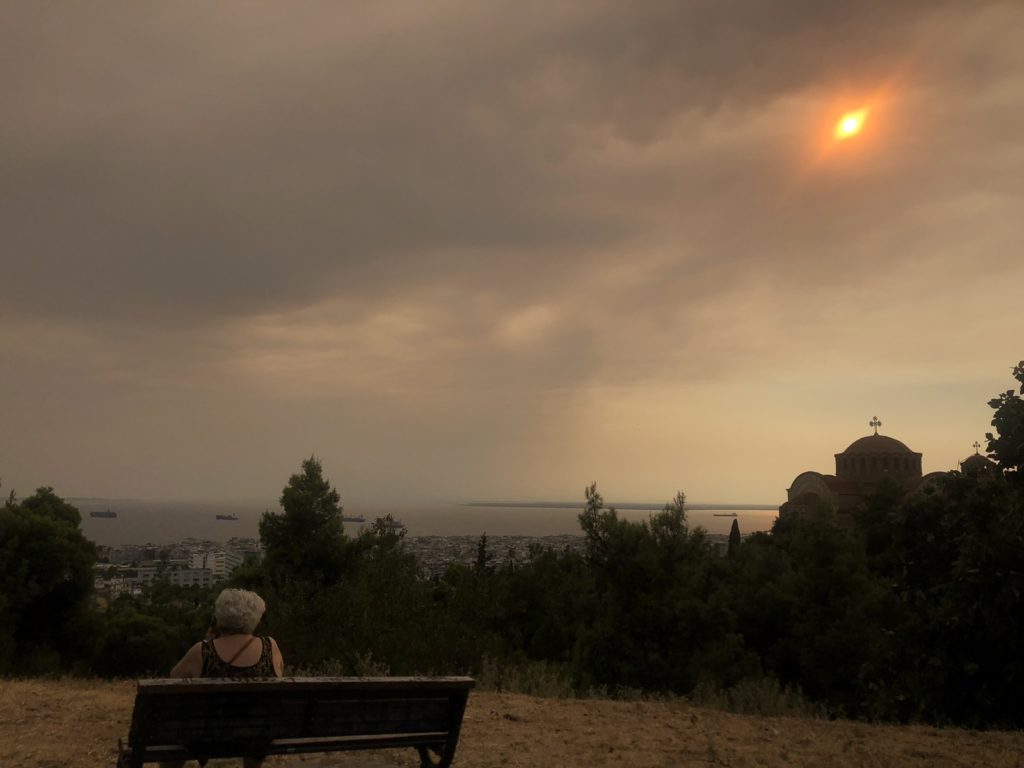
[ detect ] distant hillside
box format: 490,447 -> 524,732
3,679 -> 1023,768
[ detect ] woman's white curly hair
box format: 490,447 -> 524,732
214,589 -> 266,634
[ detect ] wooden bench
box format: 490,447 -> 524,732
117,676 -> 474,768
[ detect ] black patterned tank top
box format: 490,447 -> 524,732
200,636 -> 275,678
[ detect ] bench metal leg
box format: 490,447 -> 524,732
116,738 -> 141,768
418,744 -> 455,768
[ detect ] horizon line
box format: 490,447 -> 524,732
466,501 -> 777,511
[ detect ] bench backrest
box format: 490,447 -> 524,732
124,676 -> 474,765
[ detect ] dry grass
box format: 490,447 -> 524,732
2,679 -> 1022,768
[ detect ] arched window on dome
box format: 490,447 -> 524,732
883,457 -> 889,470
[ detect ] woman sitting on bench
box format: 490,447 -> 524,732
164,588 -> 284,767
170,588 -> 284,680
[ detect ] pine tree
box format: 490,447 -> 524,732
259,456 -> 347,585
728,518 -> 741,556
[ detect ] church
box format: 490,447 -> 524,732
780,417 -> 993,521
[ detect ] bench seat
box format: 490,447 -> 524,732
117,676 -> 474,768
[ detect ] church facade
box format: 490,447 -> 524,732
779,418 -> 986,521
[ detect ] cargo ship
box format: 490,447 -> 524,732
342,514 -> 367,524
215,514 -> 239,521
89,510 -> 117,518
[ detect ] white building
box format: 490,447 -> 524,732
136,565 -> 214,588
189,550 -> 245,580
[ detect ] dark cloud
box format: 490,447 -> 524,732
1,0 -> 996,327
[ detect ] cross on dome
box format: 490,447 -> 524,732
973,441 -> 981,454
869,416 -> 882,435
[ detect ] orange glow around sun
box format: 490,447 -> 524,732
835,109 -> 868,140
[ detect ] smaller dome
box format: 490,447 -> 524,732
842,434 -> 914,455
918,471 -> 948,488
960,453 -> 995,473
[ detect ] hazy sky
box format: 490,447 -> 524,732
2,2 -> 1022,506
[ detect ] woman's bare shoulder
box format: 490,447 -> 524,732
179,640 -> 204,661
170,641 -> 205,678
266,636 -> 285,676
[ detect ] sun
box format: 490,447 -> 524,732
835,109 -> 868,140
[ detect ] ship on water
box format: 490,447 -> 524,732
342,514 -> 367,524
215,514 -> 239,521
90,509 -> 117,518
713,512 -> 738,517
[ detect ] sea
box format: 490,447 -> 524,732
73,498 -> 779,546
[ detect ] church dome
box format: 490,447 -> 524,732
834,429 -> 922,482
841,434 -> 914,455
960,452 -> 995,473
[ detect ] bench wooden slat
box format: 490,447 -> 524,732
138,676 -> 473,693
132,730 -> 452,760
136,693 -> 454,741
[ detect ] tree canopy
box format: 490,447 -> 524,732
0,488 -> 98,673
987,360 -> 1024,480
259,456 -> 347,585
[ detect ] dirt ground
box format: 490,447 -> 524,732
2,678 -> 1022,768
